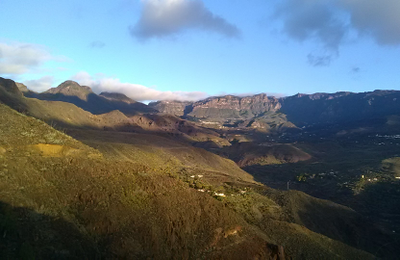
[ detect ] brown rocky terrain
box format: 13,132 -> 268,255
150,94 -> 286,131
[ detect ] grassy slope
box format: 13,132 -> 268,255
0,102 -> 376,259
0,103 -> 282,259
218,143 -> 312,167
0,77 -> 379,259
65,129 -> 256,185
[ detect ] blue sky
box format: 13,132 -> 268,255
1,0 -> 400,101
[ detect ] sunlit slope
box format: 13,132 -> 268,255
0,102 -> 283,259
66,129 -> 256,185
0,103 -> 101,158
0,102 -> 377,259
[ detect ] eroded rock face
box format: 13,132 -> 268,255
149,94 -> 288,131
194,94 -> 280,112
149,94 -> 281,120
191,94 -> 281,119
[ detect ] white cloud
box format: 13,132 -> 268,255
0,42 -> 53,75
71,71 -> 208,101
130,0 -> 240,40
23,76 -> 55,92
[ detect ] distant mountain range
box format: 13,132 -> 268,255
5,77 -> 400,133
1,76 -> 399,259
150,90 -> 400,131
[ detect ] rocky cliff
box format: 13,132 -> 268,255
149,94 -> 286,130
150,90 -> 400,130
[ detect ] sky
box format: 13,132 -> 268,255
0,0 -> 400,102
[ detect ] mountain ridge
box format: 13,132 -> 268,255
25,80 -> 156,115
149,90 -> 400,130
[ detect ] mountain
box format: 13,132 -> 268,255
150,90 -> 400,132
0,99 -> 377,260
1,76 -> 399,259
26,80 -> 156,116
0,77 -> 23,97
44,80 -> 93,100
280,90 -> 400,127
149,94 -> 293,132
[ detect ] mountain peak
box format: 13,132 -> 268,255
45,80 -> 93,101
0,77 -> 23,97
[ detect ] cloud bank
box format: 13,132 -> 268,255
0,42 -> 53,75
274,0 -> 400,65
130,0 -> 240,40
71,71 -> 208,101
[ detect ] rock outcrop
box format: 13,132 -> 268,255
149,94 -> 287,131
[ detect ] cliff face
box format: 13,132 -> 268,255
150,94 -> 281,120
151,90 -> 400,130
190,94 -> 281,119
148,94 -> 288,131
149,94 -> 289,131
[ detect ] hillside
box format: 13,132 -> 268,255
217,142 -> 312,167
0,102 -> 380,259
0,76 -> 388,259
1,98 -> 379,259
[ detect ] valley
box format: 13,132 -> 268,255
1,77 -> 400,259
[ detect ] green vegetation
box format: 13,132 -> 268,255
1,78 -> 398,259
